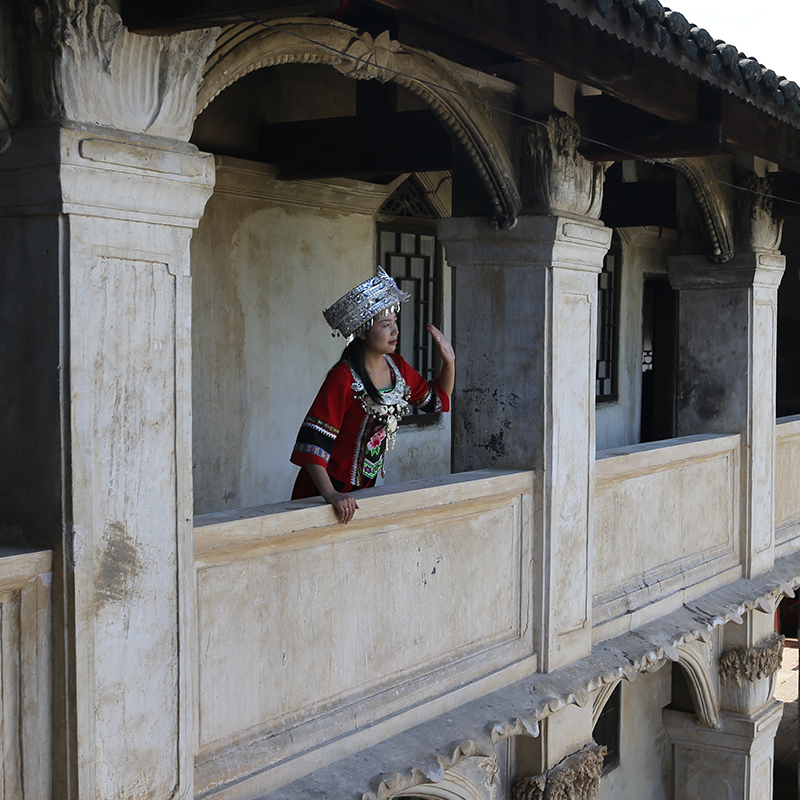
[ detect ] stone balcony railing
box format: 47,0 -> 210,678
192,469 -> 535,799
593,433 -> 743,641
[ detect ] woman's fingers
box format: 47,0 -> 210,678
333,493 -> 359,524
426,323 -> 454,363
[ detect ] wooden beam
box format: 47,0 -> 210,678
261,109 -> 453,180
769,172 -> 800,220
122,0 -> 338,34
601,180 -> 677,229
360,0 -> 702,124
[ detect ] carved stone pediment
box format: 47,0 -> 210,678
512,742 -> 606,800
520,114 -> 606,220
734,173 -> 783,253
17,0 -> 218,140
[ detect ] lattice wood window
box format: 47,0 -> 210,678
596,250 -> 619,401
378,177 -> 441,424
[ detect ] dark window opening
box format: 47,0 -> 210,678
640,277 -> 677,443
596,250 -> 619,402
593,682 -> 621,773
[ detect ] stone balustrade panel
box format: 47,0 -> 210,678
193,470 -> 535,797
0,548 -> 52,800
775,415 -> 800,554
594,434 -> 742,638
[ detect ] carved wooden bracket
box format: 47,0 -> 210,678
512,742 -> 606,800
521,114 -> 606,219
17,0 -> 218,140
719,632 -> 785,687
197,18 -> 521,228
675,638 -> 721,728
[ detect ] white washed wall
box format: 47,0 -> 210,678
775,414 -> 800,555
192,470 -> 534,799
593,433 -> 742,640
191,157 -> 452,514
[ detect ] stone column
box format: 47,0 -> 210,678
439,115 -> 610,673
0,4 -> 217,798
664,629 -> 784,800
667,178 -> 784,578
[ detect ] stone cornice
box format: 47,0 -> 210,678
667,252 -> 786,291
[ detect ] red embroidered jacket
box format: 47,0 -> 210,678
291,354 -> 450,492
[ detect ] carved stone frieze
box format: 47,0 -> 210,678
18,0 -> 218,140
668,156 -> 734,263
719,632 -> 785,687
197,18 -> 521,228
512,742 -> 606,800
521,114 -> 606,219
734,173 -> 783,253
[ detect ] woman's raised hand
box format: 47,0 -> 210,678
427,323 -> 455,365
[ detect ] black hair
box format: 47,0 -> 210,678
341,337 -> 382,403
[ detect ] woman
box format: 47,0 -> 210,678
291,267 -> 455,523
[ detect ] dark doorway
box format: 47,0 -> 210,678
640,277 -> 677,443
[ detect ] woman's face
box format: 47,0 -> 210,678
361,313 -> 399,354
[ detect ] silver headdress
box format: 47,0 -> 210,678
323,266 -> 409,340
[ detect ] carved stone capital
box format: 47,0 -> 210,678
521,114 -> 606,220
512,742 -> 606,800
17,0 -> 218,140
734,173 -> 784,253
719,633 -> 784,687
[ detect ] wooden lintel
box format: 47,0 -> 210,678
601,180 -> 677,229
122,0 -> 338,34
769,172 -> 800,220
262,109 -> 453,180
581,123 -> 726,162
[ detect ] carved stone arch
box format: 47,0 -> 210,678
197,18 -> 521,228
674,639 -> 721,728
591,679 -> 620,729
667,157 -> 734,263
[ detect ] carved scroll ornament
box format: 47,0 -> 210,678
668,156 -> 734,263
512,742 -> 606,800
19,0 -> 218,140
198,18 -> 521,228
521,114 -> 606,219
719,632 -> 785,687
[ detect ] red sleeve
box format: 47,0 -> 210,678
290,362 -> 353,469
391,355 -> 450,413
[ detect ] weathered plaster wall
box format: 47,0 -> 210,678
596,228 -> 675,451
594,669 -> 672,800
191,158 -> 452,514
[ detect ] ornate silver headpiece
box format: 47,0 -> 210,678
323,266 -> 409,340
